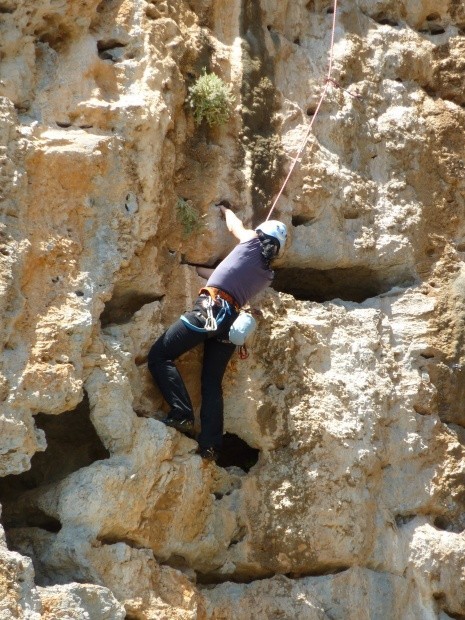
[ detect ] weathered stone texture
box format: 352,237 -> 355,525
1,0 -> 465,618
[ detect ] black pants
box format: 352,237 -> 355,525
148,296 -> 237,449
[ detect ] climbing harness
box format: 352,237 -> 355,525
180,294 -> 232,333
265,0 -> 361,222
200,286 -> 240,312
180,289 -> 258,361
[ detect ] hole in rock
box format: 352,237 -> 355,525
197,567 -> 275,586
144,0 -> 170,19
97,39 -> 126,61
56,121 -> 71,128
0,393 -> 109,531
395,514 -> 416,527
14,102 -> 30,113
342,209 -> 360,220
100,292 -> 163,327
374,14 -> 399,27
434,516 -> 451,531
0,4 -> 15,13
7,510 -> 62,535
37,19 -> 72,52
286,565 -> 350,579
145,6 -> 158,19
97,39 -> 126,52
423,85 -> 439,99
440,609 -> 465,620
419,351 -> 435,360
227,526 -> 246,547
434,516 -> 462,533
426,13 -> 441,21
216,433 -> 259,472
200,564 -> 349,585
97,535 -> 143,550
292,215 -> 315,227
162,554 -> 193,576
273,267 -> 414,303
429,26 -> 446,35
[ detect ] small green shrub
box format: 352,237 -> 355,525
176,198 -> 204,237
187,70 -> 235,127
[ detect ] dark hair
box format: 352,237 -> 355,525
257,230 -> 280,265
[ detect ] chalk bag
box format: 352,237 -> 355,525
228,311 -> 257,346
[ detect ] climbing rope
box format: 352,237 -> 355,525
266,0 -> 347,221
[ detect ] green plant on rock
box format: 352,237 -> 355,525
187,70 -> 235,127
176,198 -> 204,237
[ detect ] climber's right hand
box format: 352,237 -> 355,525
216,200 -> 232,217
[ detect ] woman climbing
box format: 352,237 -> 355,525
148,203 -> 287,462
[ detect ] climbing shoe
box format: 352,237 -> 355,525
197,447 -> 219,462
162,417 -> 195,438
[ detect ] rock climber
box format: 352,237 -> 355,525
147,203 -> 287,462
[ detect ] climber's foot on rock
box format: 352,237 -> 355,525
197,446 -> 219,463
162,416 -> 195,438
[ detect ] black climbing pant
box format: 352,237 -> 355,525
148,296 -> 237,450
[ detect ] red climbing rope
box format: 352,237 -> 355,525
265,0 -> 340,221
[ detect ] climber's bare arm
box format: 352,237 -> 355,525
219,205 -> 256,243
196,266 -> 215,279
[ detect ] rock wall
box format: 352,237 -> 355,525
1,0 -> 465,618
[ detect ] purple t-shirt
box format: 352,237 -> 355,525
207,237 -> 273,307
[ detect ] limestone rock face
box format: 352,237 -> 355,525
0,530 -> 42,620
1,0 -> 465,618
38,583 -> 125,620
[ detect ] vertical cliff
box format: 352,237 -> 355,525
1,0 -> 465,618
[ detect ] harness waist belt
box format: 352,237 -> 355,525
200,286 -> 240,312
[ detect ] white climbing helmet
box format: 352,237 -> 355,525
255,220 -> 287,254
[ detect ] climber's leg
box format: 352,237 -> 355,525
198,336 -> 236,450
148,318 -> 206,421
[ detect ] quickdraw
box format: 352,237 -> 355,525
180,295 -> 231,333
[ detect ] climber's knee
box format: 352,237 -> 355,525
147,337 -> 166,374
